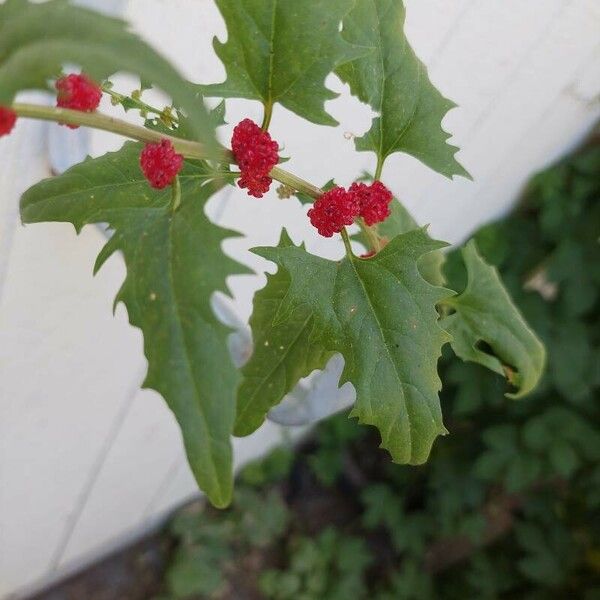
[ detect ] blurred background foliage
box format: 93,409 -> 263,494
156,138 -> 600,599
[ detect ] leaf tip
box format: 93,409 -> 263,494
209,490 -> 233,510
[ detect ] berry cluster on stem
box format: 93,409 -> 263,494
231,118 -> 279,198
140,139 -> 184,190
6,85 -> 391,256
308,186 -> 359,238
55,74 -> 102,129
350,181 -> 393,226
308,181 -> 392,238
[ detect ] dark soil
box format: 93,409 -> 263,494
28,534 -> 171,600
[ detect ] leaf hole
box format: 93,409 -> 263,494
474,339 -> 495,357
475,340 -> 520,389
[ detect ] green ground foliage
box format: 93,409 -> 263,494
157,141 -> 600,599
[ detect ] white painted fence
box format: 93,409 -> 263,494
1,1 -> 599,597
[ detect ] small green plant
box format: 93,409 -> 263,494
259,529 -> 373,600
163,485 -> 290,598
2,0 -> 545,506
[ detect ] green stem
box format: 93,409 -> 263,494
12,103 -> 323,199
171,176 -> 182,211
374,153 -> 385,181
270,166 -> 323,199
102,84 -> 178,124
261,101 -> 273,130
13,102 -> 213,160
357,218 -> 382,253
354,154 -> 387,252
341,228 -> 354,259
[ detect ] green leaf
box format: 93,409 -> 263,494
549,440 -> 579,478
233,488 -> 290,548
166,547 -> 228,599
378,200 -> 446,287
442,241 -> 546,398
203,0 -> 366,126
351,199 -> 446,286
235,231 -> 334,437
20,143 -> 249,507
336,0 -> 469,178
238,445 -> 295,487
254,229 -> 452,464
260,529 -> 372,600
209,99 -> 227,127
377,198 -> 420,239
0,0 -> 215,150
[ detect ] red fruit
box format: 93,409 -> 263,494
0,106 -> 17,137
349,181 -> 393,226
140,139 -> 184,189
308,186 -> 360,238
231,118 -> 279,198
56,73 -> 102,129
238,172 -> 273,198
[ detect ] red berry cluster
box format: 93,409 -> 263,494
140,139 -> 184,189
308,181 -> 393,237
349,181 -> 393,226
0,106 -> 17,137
231,119 -> 279,198
56,73 -> 102,129
308,187 -> 359,238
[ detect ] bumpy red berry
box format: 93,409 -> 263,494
0,106 -> 17,137
231,118 -> 279,198
140,139 -> 184,189
308,186 -> 360,237
56,74 -> 102,129
349,181 -> 393,226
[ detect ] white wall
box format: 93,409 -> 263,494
1,1 -> 599,597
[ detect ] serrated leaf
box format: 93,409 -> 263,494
253,229 -> 453,464
441,241 -> 545,398
351,199 -> 446,286
336,0 -> 469,178
209,100 -> 227,128
235,231 -> 334,436
378,200 -> 446,287
0,0 -> 215,150
173,98 -> 228,141
203,0 -> 366,126
20,143 -> 249,507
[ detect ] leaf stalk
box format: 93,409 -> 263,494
171,176 -> 182,211
261,101 -> 273,130
374,153 -> 385,181
357,217 -> 383,253
341,227 -> 354,258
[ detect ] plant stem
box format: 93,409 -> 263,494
102,84 -> 178,124
357,218 -> 382,253
261,101 -> 273,130
13,102 -> 213,160
374,153 -> 385,181
270,166 -> 323,199
12,103 -> 323,199
341,228 -> 354,259
171,176 -> 182,211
